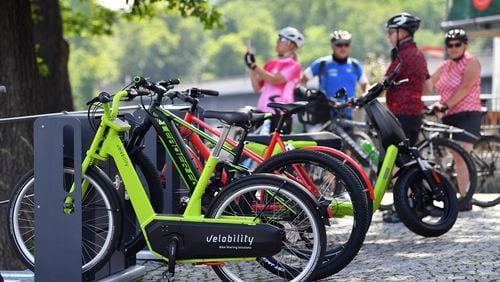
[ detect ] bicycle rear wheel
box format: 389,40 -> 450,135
7,151 -> 162,267
471,135 -> 500,207
8,165 -> 121,275
206,174 -> 326,281
254,150 -> 369,280
416,138 -> 477,210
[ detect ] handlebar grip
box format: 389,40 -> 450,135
158,79 -> 180,87
189,88 -> 219,97
198,88 -> 219,96
98,92 -> 112,103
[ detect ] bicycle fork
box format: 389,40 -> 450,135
405,146 -> 447,201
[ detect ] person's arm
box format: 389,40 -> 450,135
250,63 -> 286,85
443,57 -> 481,108
356,63 -> 369,93
249,69 -> 262,92
430,66 -> 441,86
422,78 -> 433,95
300,67 -> 314,85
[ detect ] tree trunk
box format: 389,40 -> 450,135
0,0 -> 42,269
33,0 -> 74,112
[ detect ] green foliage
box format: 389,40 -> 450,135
67,0 -> 484,108
34,44 -> 50,77
61,0 -> 118,36
132,0 -> 222,29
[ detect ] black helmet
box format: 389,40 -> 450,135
330,30 -> 352,44
445,29 -> 468,44
386,12 -> 421,35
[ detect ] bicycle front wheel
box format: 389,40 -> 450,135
394,167 -> 458,237
8,165 -> 121,275
206,174 -> 326,281
472,135 -> 500,207
254,149 -> 369,280
416,138 -> 477,210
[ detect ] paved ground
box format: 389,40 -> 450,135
139,194 -> 500,281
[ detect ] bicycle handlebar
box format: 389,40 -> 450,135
423,105 -> 447,116
325,62 -> 406,111
131,76 -> 219,101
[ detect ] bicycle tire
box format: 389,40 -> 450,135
254,150 -> 369,279
205,174 -> 326,281
416,137 -> 477,210
7,151 -> 162,270
8,165 -> 122,275
303,147 -> 374,229
471,135 -> 500,207
393,166 -> 458,237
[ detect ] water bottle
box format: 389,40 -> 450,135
361,140 -> 379,164
260,119 -> 271,135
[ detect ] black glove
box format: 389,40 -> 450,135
244,52 -> 256,69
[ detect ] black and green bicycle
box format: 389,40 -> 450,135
10,85 -> 328,281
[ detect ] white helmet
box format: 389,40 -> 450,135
279,27 -> 305,48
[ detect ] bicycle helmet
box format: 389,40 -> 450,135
385,12 -> 420,35
330,30 -> 352,44
445,29 -> 468,44
279,27 -> 305,48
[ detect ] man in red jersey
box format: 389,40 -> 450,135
385,12 -> 430,146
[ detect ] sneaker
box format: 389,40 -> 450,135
382,209 -> 400,223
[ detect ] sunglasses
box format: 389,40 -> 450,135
446,42 -> 463,48
387,29 -> 397,35
334,43 -> 350,48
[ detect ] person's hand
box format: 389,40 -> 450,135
244,52 -> 256,69
429,102 -> 448,118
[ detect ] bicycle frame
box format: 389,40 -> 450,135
180,110 -> 374,200
321,119 -> 377,171
81,91 -> 261,263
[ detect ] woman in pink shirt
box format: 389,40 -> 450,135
431,28 -> 482,210
244,27 -> 304,133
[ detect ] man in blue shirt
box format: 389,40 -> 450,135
301,30 -> 368,118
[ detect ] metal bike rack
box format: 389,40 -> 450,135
2,105 -> 187,280
33,114 -> 145,282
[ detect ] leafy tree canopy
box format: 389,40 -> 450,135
65,0 -> 491,108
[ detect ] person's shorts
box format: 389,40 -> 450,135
442,111 -> 481,143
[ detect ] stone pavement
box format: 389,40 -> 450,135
139,197 -> 500,281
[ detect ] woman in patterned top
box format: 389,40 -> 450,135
430,28 -> 482,210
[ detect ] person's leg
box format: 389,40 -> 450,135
443,111 -> 481,211
395,115 -> 422,146
450,142 -> 473,197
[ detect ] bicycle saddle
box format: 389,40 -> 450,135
238,106 -> 267,125
267,101 -> 308,114
247,131 -> 342,150
203,110 -> 251,126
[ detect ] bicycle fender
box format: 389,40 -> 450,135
393,160 -> 418,179
304,146 -> 375,200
